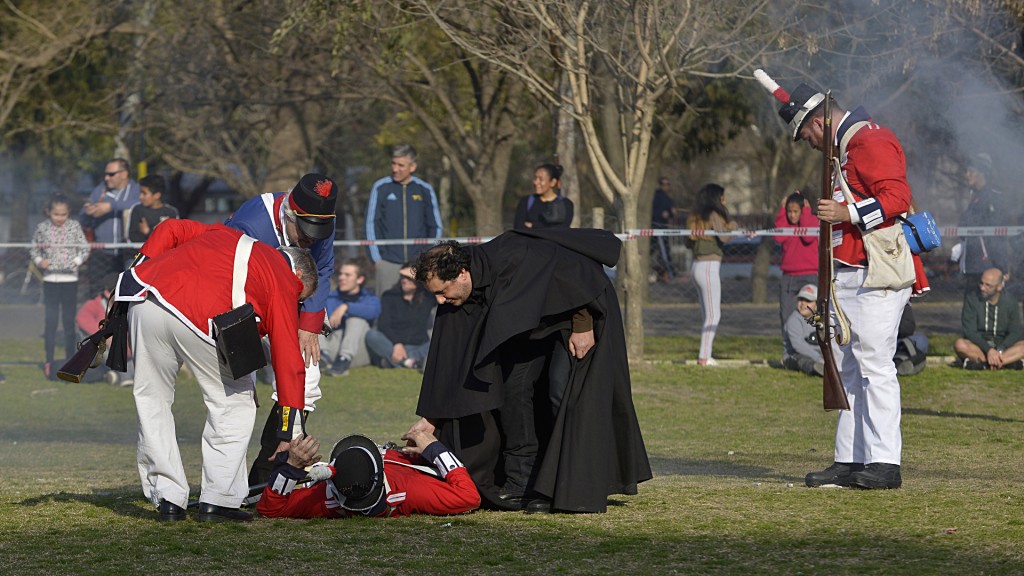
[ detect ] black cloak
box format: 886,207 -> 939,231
417,228 -> 652,512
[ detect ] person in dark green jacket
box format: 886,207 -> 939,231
954,267 -> 1024,370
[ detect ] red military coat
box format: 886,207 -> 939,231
257,446 -> 480,518
115,220 -> 307,410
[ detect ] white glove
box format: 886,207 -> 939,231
308,461 -> 334,482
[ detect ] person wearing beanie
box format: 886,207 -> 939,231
755,69 -> 924,490
224,173 -> 339,487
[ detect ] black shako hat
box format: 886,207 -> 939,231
328,434 -> 386,512
287,173 -> 338,241
754,69 -> 826,141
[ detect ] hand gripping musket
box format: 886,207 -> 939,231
811,90 -> 851,411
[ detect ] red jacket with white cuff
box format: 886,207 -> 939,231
832,107 -> 928,293
256,441 -> 481,519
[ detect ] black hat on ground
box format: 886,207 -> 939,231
329,433 -> 385,512
287,173 -> 338,241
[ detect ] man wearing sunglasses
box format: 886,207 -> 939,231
81,158 -> 141,296
225,173 -> 339,487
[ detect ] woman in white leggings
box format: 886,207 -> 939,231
686,184 -> 738,366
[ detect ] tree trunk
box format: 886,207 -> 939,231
556,74 -> 580,226
750,236 -> 773,304
618,192 -> 644,361
470,130 -> 517,236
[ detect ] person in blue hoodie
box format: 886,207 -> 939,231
320,257 -> 381,376
224,173 -> 339,486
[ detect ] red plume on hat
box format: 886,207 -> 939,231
314,179 -> 332,198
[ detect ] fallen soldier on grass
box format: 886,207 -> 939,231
256,429 -> 480,519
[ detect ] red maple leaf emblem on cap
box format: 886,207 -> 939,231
314,179 -> 333,198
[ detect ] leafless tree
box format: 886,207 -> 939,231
134,0 -> 358,198
407,0 -> 795,359
291,1 -> 539,235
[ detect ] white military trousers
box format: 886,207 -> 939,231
831,267 -> 911,465
130,298 -> 256,510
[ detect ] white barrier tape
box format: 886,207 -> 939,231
2,225 -> 1021,250
625,226 -> 1024,238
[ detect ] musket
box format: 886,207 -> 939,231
812,90 -> 850,411
57,323 -> 113,383
57,300 -> 129,383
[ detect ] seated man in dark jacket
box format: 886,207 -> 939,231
366,263 -> 436,370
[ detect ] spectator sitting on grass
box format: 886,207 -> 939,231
365,263 -> 436,370
781,284 -> 824,377
319,258 -> 380,376
954,267 -> 1024,370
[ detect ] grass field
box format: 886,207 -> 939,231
1,335 -> 1022,575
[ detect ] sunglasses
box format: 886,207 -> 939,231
104,170 -> 125,177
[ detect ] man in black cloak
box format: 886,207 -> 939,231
408,228 -> 651,513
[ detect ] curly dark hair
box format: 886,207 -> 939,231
785,191 -> 805,207
413,240 -> 471,283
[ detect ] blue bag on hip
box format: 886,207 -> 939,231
899,211 -> 940,254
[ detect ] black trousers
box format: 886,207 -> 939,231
248,403 -> 308,487
43,281 -> 78,364
498,332 -> 570,494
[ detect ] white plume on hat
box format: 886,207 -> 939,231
754,69 -> 790,104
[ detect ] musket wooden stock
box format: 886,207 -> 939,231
57,326 -> 112,383
815,91 -> 850,411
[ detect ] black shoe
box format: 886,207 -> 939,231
157,499 -> 186,522
329,358 -> 351,377
197,502 -> 253,523
805,462 -> 863,488
850,463 -> 902,490
524,497 -> 552,514
497,486 -> 527,509
964,359 -> 987,371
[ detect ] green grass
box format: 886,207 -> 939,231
2,337 -> 1023,575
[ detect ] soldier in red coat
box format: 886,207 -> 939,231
756,69 -> 926,491
114,220 -> 317,522
256,430 -> 480,519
